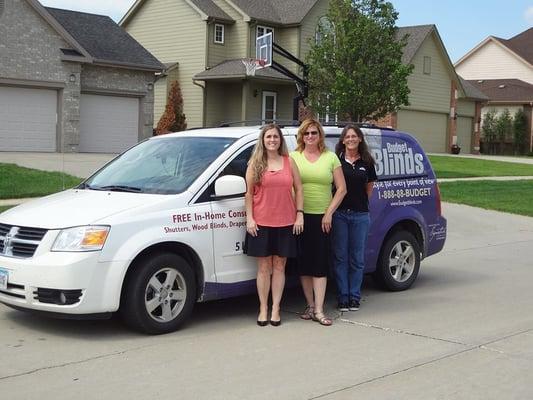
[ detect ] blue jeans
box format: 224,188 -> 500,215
332,210 -> 370,303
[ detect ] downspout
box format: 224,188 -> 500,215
193,80 -> 207,127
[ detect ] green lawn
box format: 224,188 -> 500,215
0,163 -> 82,199
439,180 -> 533,217
429,156 -> 533,179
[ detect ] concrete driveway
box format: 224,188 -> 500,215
1,202 -> 532,399
0,152 -> 116,178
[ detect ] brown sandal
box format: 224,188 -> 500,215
313,311 -> 332,326
300,305 -> 314,320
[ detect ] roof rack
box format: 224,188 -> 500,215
217,120 -> 395,131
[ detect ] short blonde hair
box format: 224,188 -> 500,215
296,118 -> 327,153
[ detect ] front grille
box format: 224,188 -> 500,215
34,288 -> 83,305
0,223 -> 47,258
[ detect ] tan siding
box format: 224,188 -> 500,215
124,0 -> 206,127
205,82 -> 242,126
403,33 -> 452,114
245,83 -> 297,122
208,23 -> 228,67
456,99 -> 475,117
456,41 -> 533,84
212,0 -> 248,58
299,0 -> 329,60
275,27 -> 300,74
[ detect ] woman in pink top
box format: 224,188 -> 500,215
245,124 -> 304,327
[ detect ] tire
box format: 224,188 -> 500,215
121,253 -> 196,334
374,230 -> 421,291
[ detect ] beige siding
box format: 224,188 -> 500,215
245,83 -> 297,122
397,109 -> 448,153
205,82 -> 242,126
213,0 -> 248,59
123,0 -> 206,127
207,23 -> 228,67
456,41 -> 533,84
403,33 -> 452,114
456,99 -> 475,117
299,0 -> 329,60
272,27 -> 300,74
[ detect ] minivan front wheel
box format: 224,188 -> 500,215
121,253 -> 196,334
375,231 -> 421,291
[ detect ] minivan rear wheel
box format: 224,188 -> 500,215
374,231 -> 421,291
121,253 -> 196,334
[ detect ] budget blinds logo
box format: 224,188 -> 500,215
372,141 -> 424,177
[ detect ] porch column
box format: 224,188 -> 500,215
472,101 -> 484,155
448,80 -> 458,153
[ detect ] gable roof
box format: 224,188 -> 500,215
227,0 -> 320,25
455,28 -> 533,68
458,77 -> 489,101
44,7 -> 163,71
493,28 -> 533,66
466,79 -> 533,103
396,24 -> 434,64
120,0 -> 234,26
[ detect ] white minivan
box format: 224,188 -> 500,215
0,125 -> 446,334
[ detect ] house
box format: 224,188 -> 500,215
455,28 -> 533,152
122,2 -> 480,153
0,0 -> 164,153
120,0 -> 328,129
377,25 -> 487,154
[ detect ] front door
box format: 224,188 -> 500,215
262,91 -> 277,122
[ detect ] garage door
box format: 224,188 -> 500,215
396,110 -> 448,153
0,86 -> 57,152
456,116 -> 473,154
79,94 -> 139,153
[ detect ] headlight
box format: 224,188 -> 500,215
51,226 -> 110,252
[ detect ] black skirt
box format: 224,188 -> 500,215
296,213 -> 331,277
244,225 -> 297,258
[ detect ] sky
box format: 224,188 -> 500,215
40,0 -> 533,63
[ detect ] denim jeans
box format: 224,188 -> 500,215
332,210 -> 370,303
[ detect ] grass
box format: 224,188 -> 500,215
429,155 -> 533,179
439,180 -> 533,217
0,163 -> 82,199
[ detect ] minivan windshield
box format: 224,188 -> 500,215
82,136 -> 235,194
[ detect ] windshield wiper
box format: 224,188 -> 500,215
93,185 -> 143,193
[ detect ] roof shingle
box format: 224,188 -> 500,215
190,0 -> 234,22
46,7 -> 163,71
494,28 -> 533,65
466,79 -> 533,102
395,25 -> 434,64
194,59 -> 293,81
229,0 -> 319,25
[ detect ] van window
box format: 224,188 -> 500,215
84,137 -> 235,194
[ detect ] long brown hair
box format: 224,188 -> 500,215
296,118 -> 327,153
335,125 -> 374,165
249,124 -> 288,184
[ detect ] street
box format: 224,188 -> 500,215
1,202 -> 532,399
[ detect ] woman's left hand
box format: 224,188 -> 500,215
321,213 -> 332,233
293,213 -> 304,235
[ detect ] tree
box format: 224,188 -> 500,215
494,109 -> 512,154
481,110 -> 497,154
513,109 -> 528,155
155,80 -> 187,135
306,0 -> 413,122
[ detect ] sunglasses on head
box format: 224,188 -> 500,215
303,130 -> 319,136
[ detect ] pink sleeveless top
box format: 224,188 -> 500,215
253,156 -> 296,227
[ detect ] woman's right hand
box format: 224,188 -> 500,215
247,218 -> 258,237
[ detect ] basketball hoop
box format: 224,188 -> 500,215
242,59 -> 266,76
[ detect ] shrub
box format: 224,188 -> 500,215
155,80 -> 187,135
481,110 -> 497,154
513,109 -> 528,155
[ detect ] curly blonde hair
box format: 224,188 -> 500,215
249,124 -> 288,184
296,118 -> 327,153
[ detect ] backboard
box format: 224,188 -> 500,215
255,32 -> 272,68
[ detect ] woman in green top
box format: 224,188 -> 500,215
290,118 -> 346,326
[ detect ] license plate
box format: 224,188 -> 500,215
0,269 -> 8,290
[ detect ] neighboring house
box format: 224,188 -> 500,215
0,0 -> 163,153
120,0 -> 328,128
455,28 -> 533,152
377,25 -> 487,154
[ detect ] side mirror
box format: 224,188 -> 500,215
214,175 -> 246,198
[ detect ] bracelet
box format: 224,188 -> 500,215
296,209 -> 304,214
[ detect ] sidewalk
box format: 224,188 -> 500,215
428,152 -> 533,165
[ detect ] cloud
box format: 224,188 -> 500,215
40,0 -> 135,21
525,6 -> 533,24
